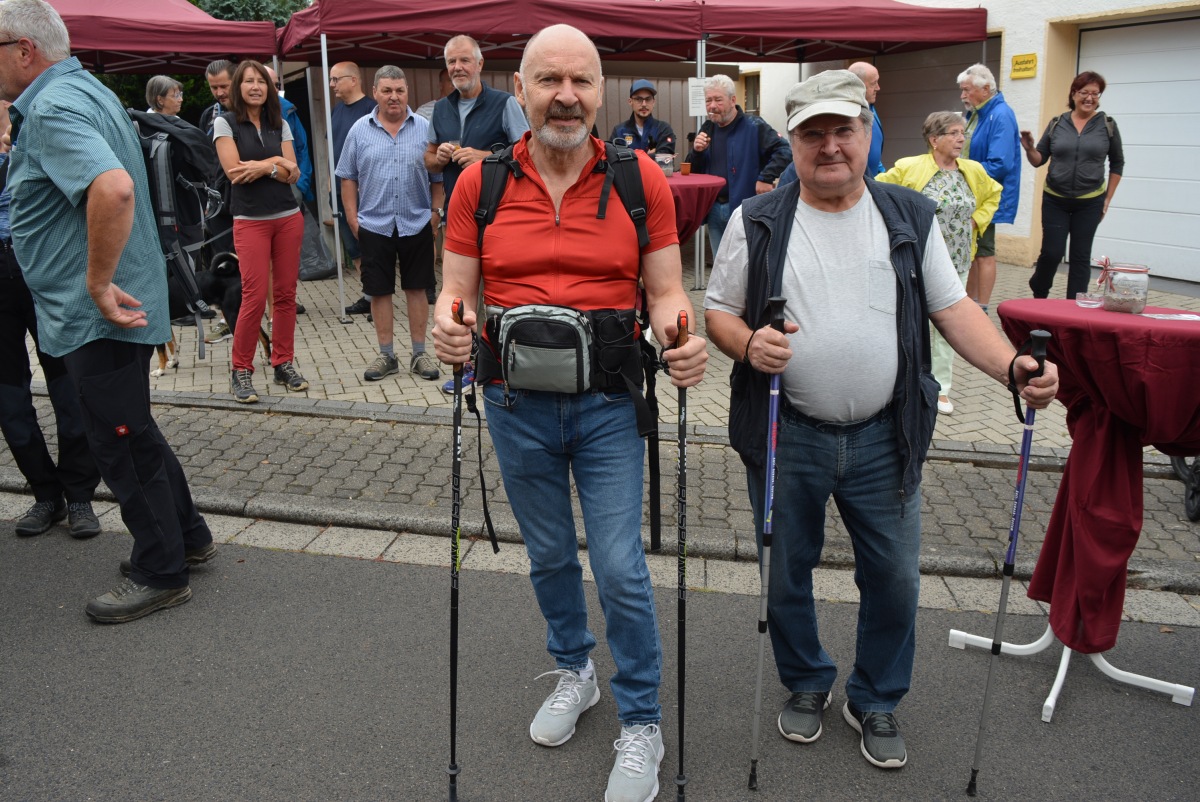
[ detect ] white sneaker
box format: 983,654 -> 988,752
937,395 -> 954,415
605,723 -> 664,802
529,668 -> 600,747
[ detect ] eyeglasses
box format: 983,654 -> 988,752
939,130 -> 965,139
631,96 -> 655,104
329,75 -> 352,84
0,39 -> 22,48
1075,90 -> 1101,99
792,125 -> 863,148
170,91 -> 183,99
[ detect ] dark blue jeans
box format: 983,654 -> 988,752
1029,192 -> 1105,300
747,402 -> 921,713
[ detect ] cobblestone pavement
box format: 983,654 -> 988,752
11,254 -> 1200,589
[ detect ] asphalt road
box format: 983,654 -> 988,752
2,526 -> 1197,801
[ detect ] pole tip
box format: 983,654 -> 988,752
748,761 -> 758,791
966,769 -> 978,796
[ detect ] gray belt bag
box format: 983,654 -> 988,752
495,304 -> 595,394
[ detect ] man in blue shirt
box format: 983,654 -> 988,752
336,67 -> 442,384
848,62 -> 885,177
0,0 -> 214,624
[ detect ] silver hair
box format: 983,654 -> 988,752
0,0 -> 71,62
859,108 -> 875,130
374,65 -> 406,86
704,74 -> 736,98
957,63 -> 996,92
922,110 -> 964,146
145,75 -> 182,111
444,35 -> 482,63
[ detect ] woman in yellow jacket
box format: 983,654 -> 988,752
877,111 -> 1002,415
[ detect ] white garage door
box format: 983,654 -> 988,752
1080,18 -> 1200,283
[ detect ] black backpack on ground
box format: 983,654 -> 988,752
472,141 -> 669,551
127,110 -> 227,357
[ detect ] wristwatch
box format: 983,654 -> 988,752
433,207 -> 444,217
270,164 -> 278,180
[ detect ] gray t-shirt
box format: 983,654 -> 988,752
705,191 -> 965,422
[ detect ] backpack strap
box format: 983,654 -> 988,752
474,144 -> 523,249
602,142 -> 650,249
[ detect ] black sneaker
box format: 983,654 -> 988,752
363,353 -> 400,381
15,498 -> 66,536
273,361 -> 310,391
121,542 -> 216,577
296,302 -> 306,314
67,501 -> 102,539
778,691 -> 830,743
231,368 -> 259,403
842,701 -> 907,769
345,298 -> 371,315
85,578 -> 192,624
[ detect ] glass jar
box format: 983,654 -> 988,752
1099,263 -> 1149,314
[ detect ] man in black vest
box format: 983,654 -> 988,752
704,70 -> 1059,772
423,34 -> 528,213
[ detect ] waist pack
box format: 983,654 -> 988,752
497,305 -> 594,394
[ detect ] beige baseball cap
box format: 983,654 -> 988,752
785,70 -> 869,131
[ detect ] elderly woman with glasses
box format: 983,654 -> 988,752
877,111 -> 1001,415
1021,71 -> 1125,300
145,75 -> 183,116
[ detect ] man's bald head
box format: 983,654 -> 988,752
847,62 -> 880,105
520,24 -> 601,83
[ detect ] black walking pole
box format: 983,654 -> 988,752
748,296 -> 787,791
673,311 -> 690,802
965,329 -> 1051,797
447,298 -> 466,801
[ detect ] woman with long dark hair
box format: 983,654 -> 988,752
1022,71 -> 1125,299
213,60 -> 307,403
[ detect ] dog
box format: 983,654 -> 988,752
154,252 -> 271,377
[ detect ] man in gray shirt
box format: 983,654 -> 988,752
705,70 -> 1059,771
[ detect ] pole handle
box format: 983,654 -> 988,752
1029,329 -> 1050,378
1007,329 -> 1052,424
451,297 -> 465,376
766,296 -> 786,334
675,311 -> 689,349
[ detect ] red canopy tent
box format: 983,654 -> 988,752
49,0 -> 278,74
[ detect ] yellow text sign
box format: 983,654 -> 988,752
1012,53 -> 1038,79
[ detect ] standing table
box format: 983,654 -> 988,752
950,299 -> 1200,720
665,173 -> 725,289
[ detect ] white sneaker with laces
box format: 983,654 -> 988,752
529,668 -> 600,747
605,723 -> 664,802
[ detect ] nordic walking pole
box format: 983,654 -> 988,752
674,311 -> 690,802
748,296 -> 788,792
447,298 -> 466,802
965,329 -> 1051,797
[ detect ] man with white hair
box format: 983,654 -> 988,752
705,69 -> 1058,770
958,63 -> 1020,313
685,73 -> 791,256
433,23 -> 708,801
0,0 -> 214,623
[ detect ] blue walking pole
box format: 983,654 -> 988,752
748,296 -> 788,791
966,329 -> 1051,797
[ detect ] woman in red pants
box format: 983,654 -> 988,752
213,59 -> 307,403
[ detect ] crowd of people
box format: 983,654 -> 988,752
7,1 -> 1121,798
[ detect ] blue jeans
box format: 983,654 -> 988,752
483,384 -> 662,724
706,200 -> 732,258
747,402 -> 921,713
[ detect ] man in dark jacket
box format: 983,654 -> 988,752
704,70 -> 1058,771
685,73 -> 791,256
609,79 -> 676,156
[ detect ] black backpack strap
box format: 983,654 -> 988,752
474,144 -> 523,250
602,142 -> 650,249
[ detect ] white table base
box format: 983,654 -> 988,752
949,623 -> 1195,722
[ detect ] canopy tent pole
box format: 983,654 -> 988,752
319,33 -> 350,324
692,35 -> 708,291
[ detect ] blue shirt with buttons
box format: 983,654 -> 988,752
334,105 -> 440,239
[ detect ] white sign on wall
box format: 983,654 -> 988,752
688,78 -> 707,117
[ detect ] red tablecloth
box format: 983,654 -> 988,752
666,173 -> 725,242
999,299 -> 1200,653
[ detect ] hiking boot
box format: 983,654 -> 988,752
205,320 -> 231,343
67,501 -> 102,539
231,369 -> 259,403
121,542 -> 216,577
345,297 -> 371,315
15,498 -> 66,536
441,361 -> 473,395
529,668 -> 600,747
605,723 -> 664,802
363,353 -> 400,381
273,361 -> 309,392
778,690 -> 830,743
411,351 -> 441,381
843,701 -> 907,769
85,578 -> 192,624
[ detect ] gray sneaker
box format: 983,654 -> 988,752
778,690 -> 830,743
85,577 -> 192,624
273,361 -> 310,392
364,353 -> 400,381
843,700 -> 907,769
231,369 -> 259,403
529,668 -> 600,747
604,723 -> 664,802
410,351 -> 441,381
205,320 -> 231,343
